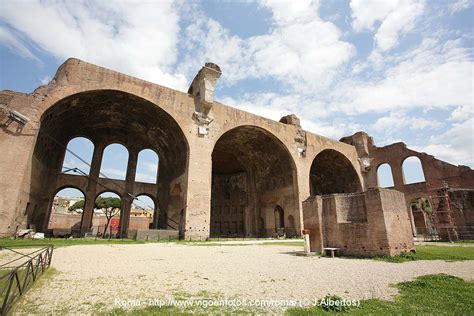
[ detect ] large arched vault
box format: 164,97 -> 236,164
30,90 -> 189,235
211,126 -> 299,237
309,149 -> 362,195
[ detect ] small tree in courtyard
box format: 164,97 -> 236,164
95,196 -> 121,238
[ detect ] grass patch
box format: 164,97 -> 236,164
0,238 -> 167,248
376,245 -> 474,263
0,237 -> 303,249
453,240 -> 474,243
287,274 -> 474,315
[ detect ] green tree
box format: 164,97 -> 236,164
95,197 -> 121,238
68,199 -> 85,212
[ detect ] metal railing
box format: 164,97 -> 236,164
0,245 -> 54,315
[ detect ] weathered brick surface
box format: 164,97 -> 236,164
0,58 -> 471,249
303,189 -> 415,257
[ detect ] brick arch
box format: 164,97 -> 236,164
46,186 -> 87,235
376,162 -> 395,188
309,149 -> 362,195
401,155 -> 426,184
28,81 -> 190,233
60,136 -> 95,174
212,123 -> 297,164
33,59 -> 191,137
133,193 -> 157,205
210,125 -> 300,237
212,124 -> 298,174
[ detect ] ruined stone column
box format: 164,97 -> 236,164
391,161 -> 405,189
80,142 -> 105,235
118,148 -> 138,238
295,162 -> 311,236
183,144 -> 213,240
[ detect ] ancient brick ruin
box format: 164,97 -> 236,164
1,58 -> 472,256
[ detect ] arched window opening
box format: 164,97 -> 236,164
377,163 -> 395,188
132,195 -> 155,230
93,192 -> 122,238
135,149 -> 159,183
47,187 -> 85,236
402,156 -> 426,184
61,137 -> 94,175
100,144 -> 129,180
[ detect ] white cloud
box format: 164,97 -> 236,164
101,168 -> 126,180
372,112 -> 443,134
450,105 -> 473,122
449,0 -> 472,14
0,0 -> 188,90
419,118 -> 474,166
179,1 -> 355,92
333,38 -> 473,114
259,0 -> 318,25
135,172 -> 156,183
0,26 -> 40,62
40,76 -> 50,85
351,0 -> 425,51
221,93 -> 361,139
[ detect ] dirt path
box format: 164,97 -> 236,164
14,243 -> 474,314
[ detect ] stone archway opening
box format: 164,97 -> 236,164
210,126 -> 298,238
410,197 -> 436,236
93,191 -> 122,238
47,187 -> 85,237
132,194 -> 156,230
29,90 -> 188,235
310,149 -> 361,195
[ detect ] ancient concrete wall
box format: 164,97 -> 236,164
303,188 -> 415,257
0,58 -> 364,239
48,212 -> 150,232
447,189 -> 474,239
341,132 -> 474,238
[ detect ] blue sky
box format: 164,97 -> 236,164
1,0 -> 473,197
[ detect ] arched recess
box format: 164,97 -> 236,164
61,137 -> 94,175
310,149 -> 362,195
410,197 -> 436,235
402,156 -> 426,184
47,187 -> 85,236
274,205 -> 284,231
100,143 -> 129,180
29,90 -> 189,234
210,125 -> 298,238
135,149 -> 159,184
131,194 -> 156,230
377,163 -> 395,188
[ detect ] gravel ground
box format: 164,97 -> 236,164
14,243 -> 474,314
0,247 -> 45,267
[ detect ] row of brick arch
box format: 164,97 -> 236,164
62,137 -> 159,184
49,187 -> 157,230
377,156 -> 426,188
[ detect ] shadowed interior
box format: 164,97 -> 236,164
211,126 -> 298,237
29,90 -> 188,233
310,149 -> 361,195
